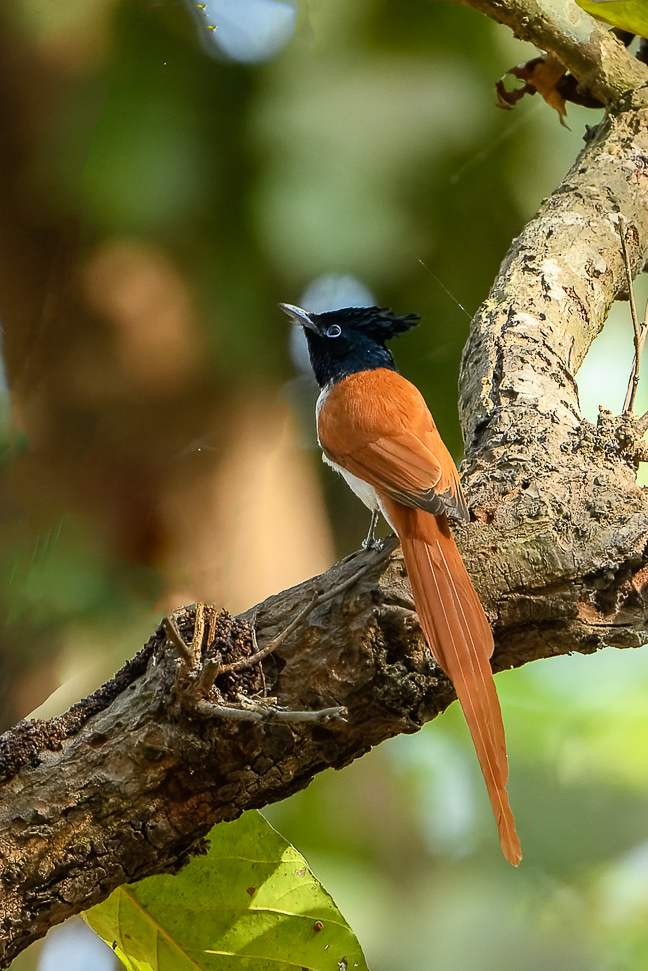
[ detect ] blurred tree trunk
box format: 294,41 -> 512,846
0,5 -> 333,730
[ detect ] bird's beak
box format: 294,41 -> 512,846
278,303 -> 318,333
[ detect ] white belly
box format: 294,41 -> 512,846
323,451 -> 380,511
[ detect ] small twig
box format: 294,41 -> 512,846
169,538 -> 398,722
623,305 -> 648,414
219,591 -> 320,675
205,608 -> 218,659
163,612 -> 195,667
217,536 -> 399,676
268,705 -> 346,723
164,603 -> 208,672
193,698 -> 346,723
195,657 -> 222,694
618,216 -> 646,413
633,304 -> 648,400
193,699 -> 264,721
192,603 -> 206,659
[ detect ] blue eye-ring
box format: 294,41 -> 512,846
326,324 -> 342,338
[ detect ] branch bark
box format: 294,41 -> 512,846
0,543 -> 455,966
2,1 -> 648,964
459,0 -> 648,105
457,105 -> 648,668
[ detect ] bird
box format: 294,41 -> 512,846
279,301 -> 521,866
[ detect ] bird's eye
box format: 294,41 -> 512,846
326,324 -> 342,338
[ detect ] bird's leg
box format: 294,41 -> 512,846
362,509 -> 380,549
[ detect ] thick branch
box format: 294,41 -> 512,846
459,0 -> 648,106
0,542 -> 455,966
2,2 -> 648,964
457,104 -> 648,668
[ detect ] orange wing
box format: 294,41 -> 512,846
318,369 -> 468,522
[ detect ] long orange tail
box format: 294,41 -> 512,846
383,499 -> 522,866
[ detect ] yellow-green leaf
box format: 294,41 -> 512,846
576,0 -> 648,37
83,810 -> 369,971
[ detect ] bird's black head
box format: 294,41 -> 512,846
279,303 -> 420,387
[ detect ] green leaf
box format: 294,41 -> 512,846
83,810 -> 369,971
576,0 -> 648,37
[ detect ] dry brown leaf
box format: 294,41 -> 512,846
496,53 -> 569,127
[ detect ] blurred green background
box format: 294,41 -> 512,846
3,0 -> 648,968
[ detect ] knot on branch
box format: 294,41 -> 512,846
573,407 -> 648,469
165,606 -> 264,709
163,605 -> 348,724
162,540 -> 405,726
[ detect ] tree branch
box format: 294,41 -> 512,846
457,103 -> 648,668
3,2 -> 648,964
0,540 -> 456,966
459,0 -> 648,106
